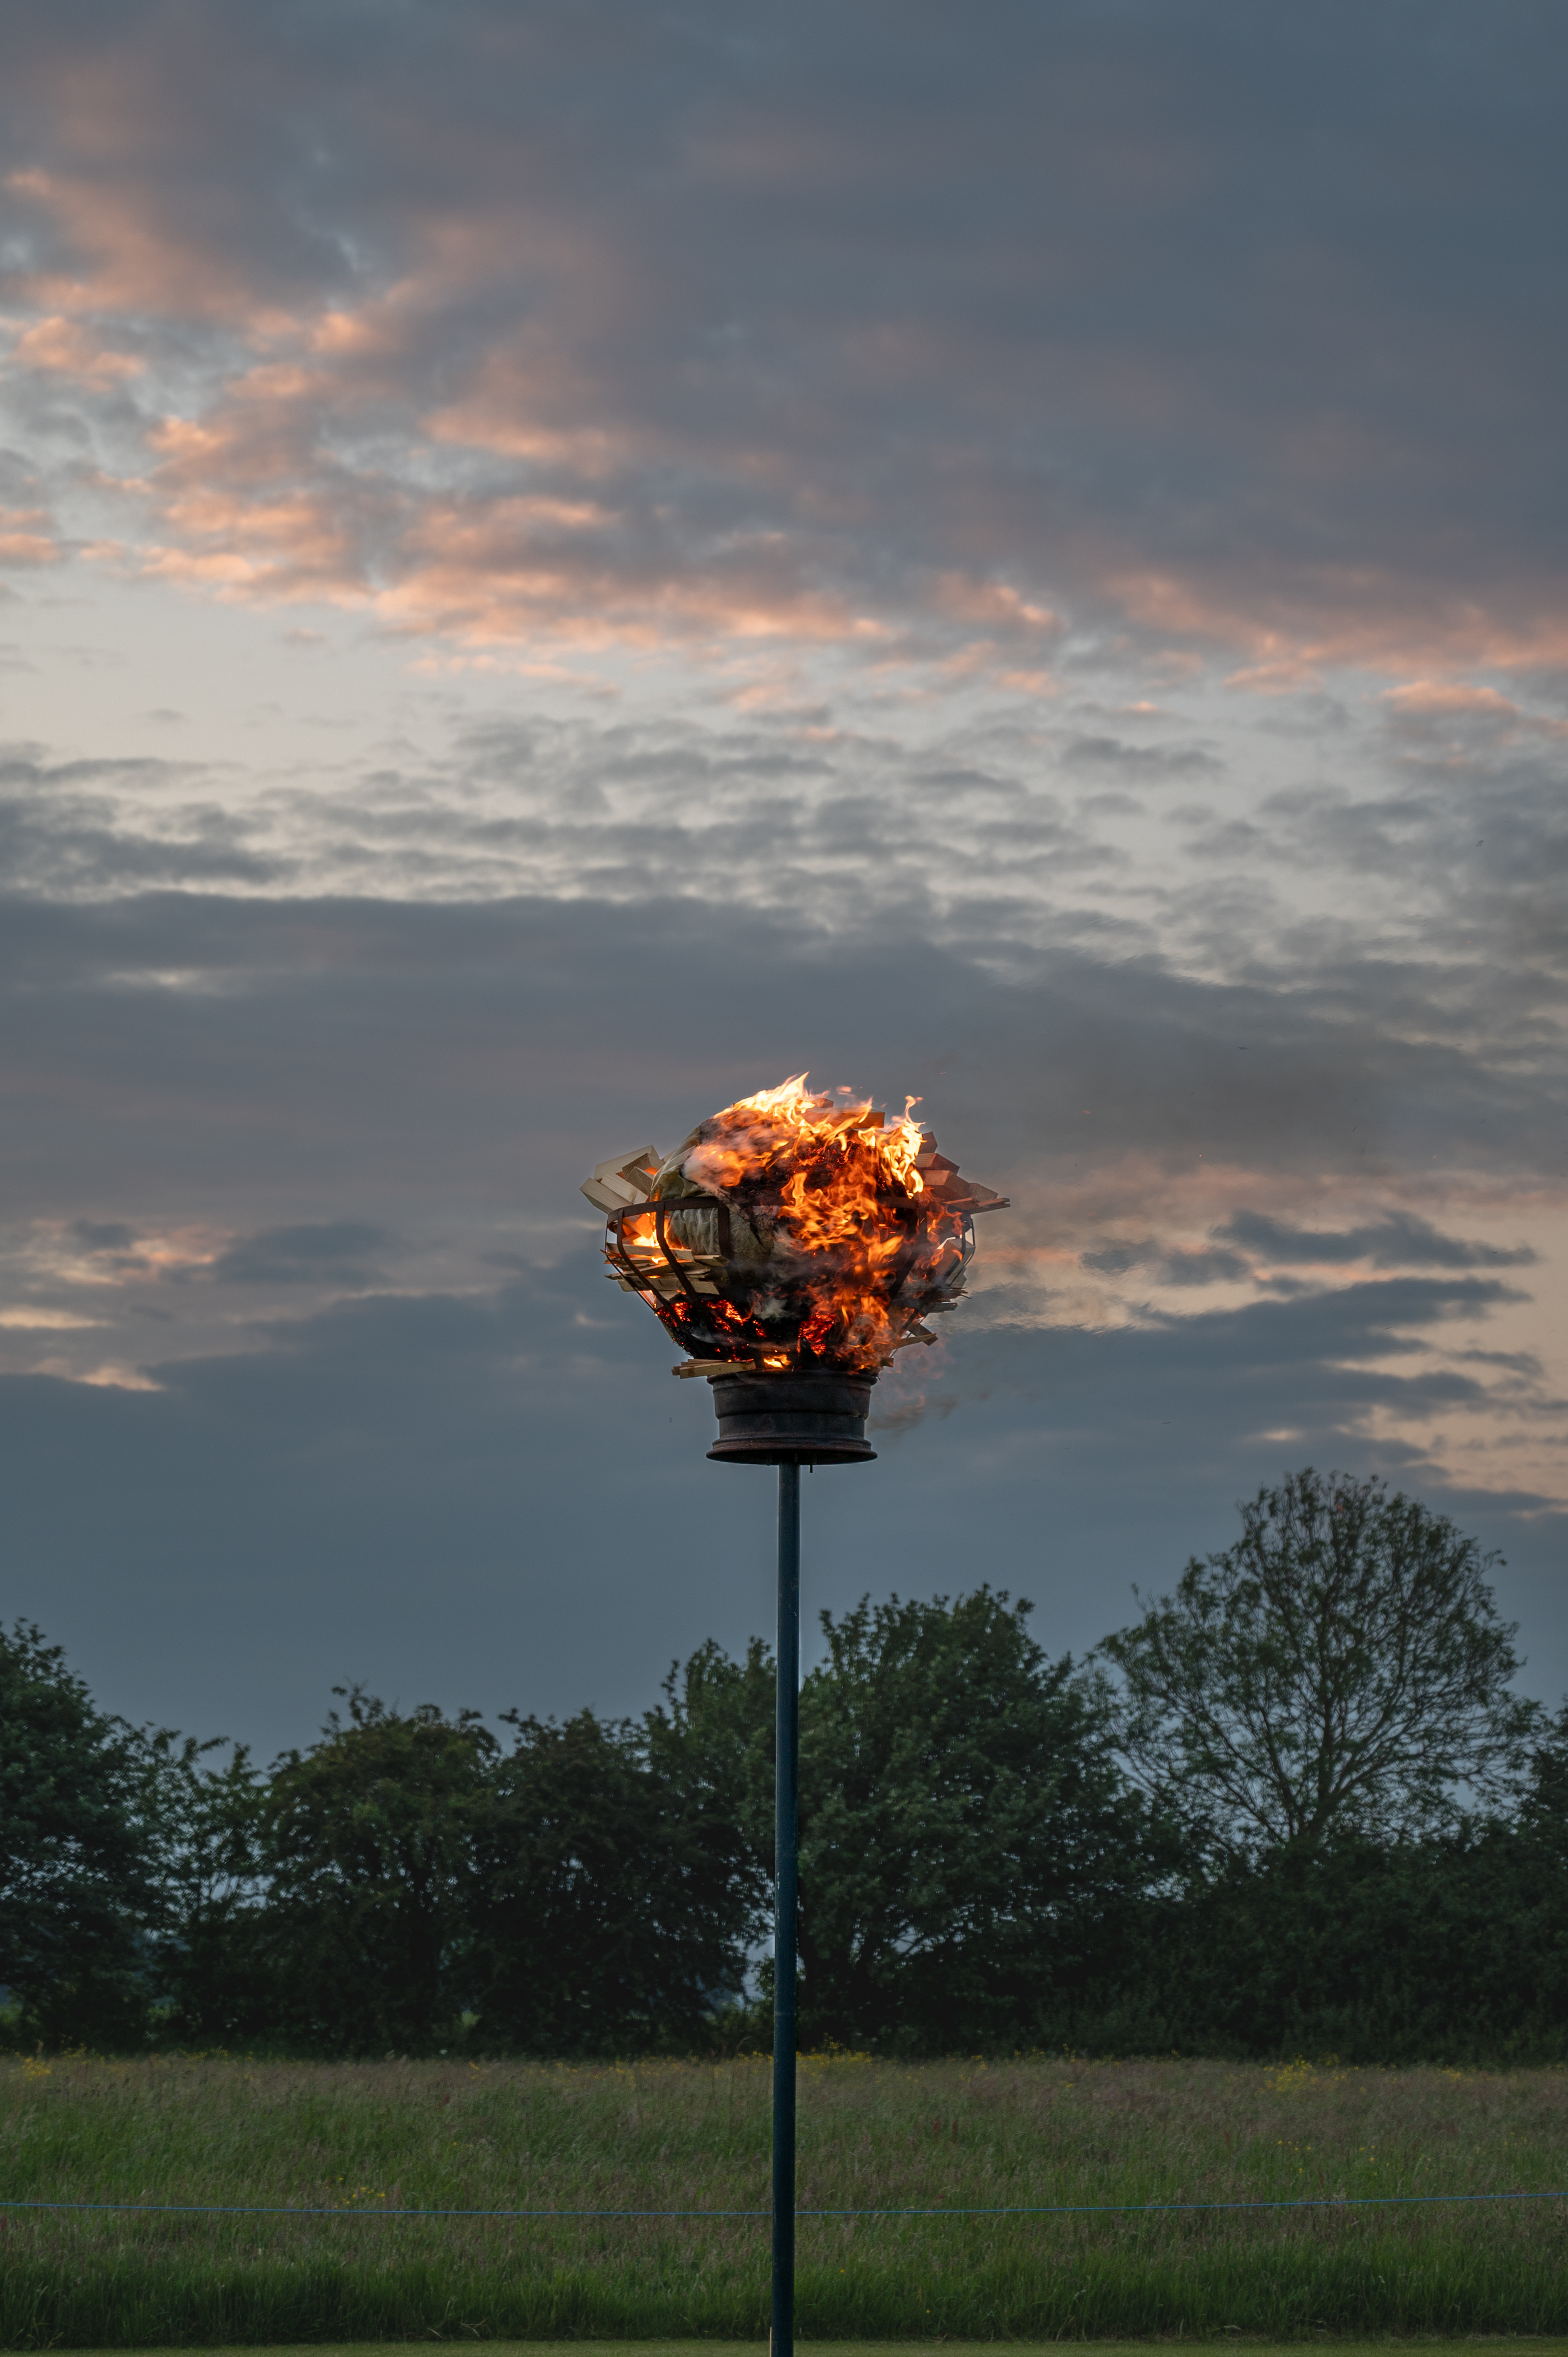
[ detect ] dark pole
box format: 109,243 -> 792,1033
772,1460 -> 800,2357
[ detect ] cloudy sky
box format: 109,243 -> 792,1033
2,0 -> 1565,1760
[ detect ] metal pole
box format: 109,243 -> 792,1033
772,1460 -> 800,2357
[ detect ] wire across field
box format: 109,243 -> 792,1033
3,2051 -> 1568,2345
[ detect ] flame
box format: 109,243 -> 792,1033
685,1074 -> 924,1201
664,1076 -> 952,1369
592,1073 -> 1004,1374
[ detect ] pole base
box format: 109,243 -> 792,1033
707,1371 -> 877,1465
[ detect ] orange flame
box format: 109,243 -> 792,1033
685,1074 -> 923,1198
591,1075 -> 1005,1374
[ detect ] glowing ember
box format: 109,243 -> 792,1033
582,1074 -> 1007,1374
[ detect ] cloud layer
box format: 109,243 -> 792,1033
0,0 -> 1564,1751
0,881 -> 1562,1749
5,0 -> 1568,678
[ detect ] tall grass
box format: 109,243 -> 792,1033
4,2049 -> 1568,2344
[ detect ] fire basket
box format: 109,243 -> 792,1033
582,1075 -> 1007,1465
581,1074 -> 1007,2357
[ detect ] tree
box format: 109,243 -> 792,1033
1099,1468 -> 1536,1858
644,1632 -> 776,1937
795,1589 -> 1164,2046
0,1620 -> 156,2047
661,1592 -> 1169,2049
1130,1828 -> 1568,2064
469,1704 -> 753,2053
144,1733 -> 271,2044
258,1689 -> 494,2053
1518,1700 -> 1568,1856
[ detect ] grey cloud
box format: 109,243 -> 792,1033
1145,1248 -> 1252,1288
206,1221 -> 395,1287
0,754 -> 285,897
0,703 -> 1142,922
0,689 -> 1553,1081
1081,1241 -> 1156,1279
0,853 -> 1559,1756
0,881 -> 1561,1264
1074,791 -> 1145,819
964,1272 -> 1538,1430
1,1240 -> 1560,1764
1063,738 -> 1222,778
1081,1240 -> 1251,1287
69,1218 -> 136,1251
1220,1209 -> 1538,1270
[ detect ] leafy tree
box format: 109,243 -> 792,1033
644,1633 -> 776,1933
469,1704 -> 753,2053
1117,1814 -> 1568,2066
258,1689 -> 494,2054
1099,1468 -> 1535,1858
658,1592 -> 1169,2049
1518,1700 -> 1568,1855
0,1620 -> 156,2048
795,1589 -> 1166,2046
144,1734 -> 271,2043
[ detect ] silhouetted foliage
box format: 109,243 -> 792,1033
140,1731 -> 270,2044
795,1590 -> 1174,2047
469,1705 -> 751,2053
646,1588 -> 1177,2049
9,1469 -> 1568,2060
1099,1823 -> 1568,2065
0,1620 -> 159,2048
1099,1468 -> 1535,1857
251,1689 -> 492,2054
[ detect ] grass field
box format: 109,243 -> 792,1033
3,2050 -> 1568,2346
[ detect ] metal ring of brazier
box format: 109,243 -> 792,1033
706,1371 -> 877,1465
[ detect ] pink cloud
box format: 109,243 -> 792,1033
9,313 -> 139,383
929,573 -> 1063,638
1113,563 -> 1568,681
1379,679 -> 1568,749
380,492 -> 870,648
0,504 -> 60,565
424,355 -> 635,477
1382,682 -> 1527,722
5,41 -> 1565,688
5,167 -> 261,324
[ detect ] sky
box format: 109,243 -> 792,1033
1,0 -> 1565,1763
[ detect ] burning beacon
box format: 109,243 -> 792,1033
582,1074 -> 1007,1465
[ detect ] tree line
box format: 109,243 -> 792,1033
6,1467 -> 1568,2062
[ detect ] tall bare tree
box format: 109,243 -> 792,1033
1099,1469 -> 1536,1857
